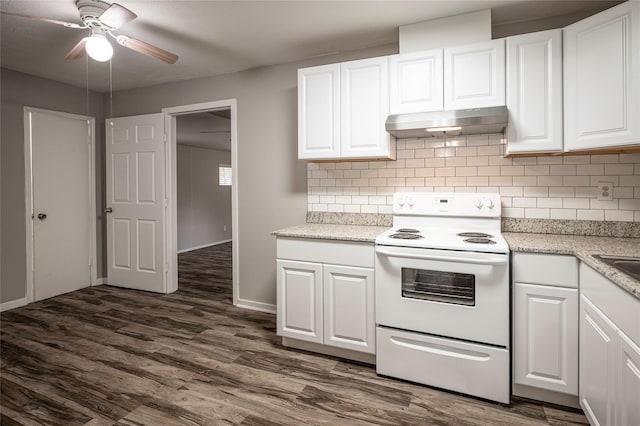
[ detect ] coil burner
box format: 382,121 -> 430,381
457,232 -> 494,238
464,237 -> 497,245
389,233 -> 424,240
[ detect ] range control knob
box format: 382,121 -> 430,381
408,197 -> 416,207
485,199 -> 496,209
474,199 -> 484,209
398,196 -> 406,207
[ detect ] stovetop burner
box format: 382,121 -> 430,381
390,233 -> 424,240
457,232 -> 494,238
396,228 -> 420,233
464,237 -> 497,245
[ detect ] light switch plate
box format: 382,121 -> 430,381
597,181 -> 614,201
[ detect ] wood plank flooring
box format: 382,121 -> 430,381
1,242 -> 588,425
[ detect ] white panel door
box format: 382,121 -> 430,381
28,109 -> 93,301
580,294 -> 618,426
323,265 -> 375,354
444,39 -> 506,110
389,49 -> 444,114
106,114 -> 166,293
276,260 -> 323,344
564,1 -> 640,151
298,64 -> 341,159
340,56 -> 392,159
513,283 -> 578,395
506,29 -> 563,154
617,332 -> 640,426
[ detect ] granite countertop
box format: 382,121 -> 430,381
271,223 -> 389,243
505,233 -> 640,300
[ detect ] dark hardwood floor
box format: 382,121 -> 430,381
1,242 -> 588,425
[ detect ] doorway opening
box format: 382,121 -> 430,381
175,110 -> 233,301
163,100 -> 239,305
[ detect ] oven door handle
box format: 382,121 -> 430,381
375,247 -> 508,266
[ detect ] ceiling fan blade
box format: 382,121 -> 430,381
65,38 -> 88,60
98,3 -> 137,29
0,10 -> 84,28
116,35 -> 178,64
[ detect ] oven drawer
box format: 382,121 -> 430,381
376,326 -> 510,404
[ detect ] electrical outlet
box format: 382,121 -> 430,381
597,181 -> 614,201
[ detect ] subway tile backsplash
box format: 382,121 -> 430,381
307,135 -> 640,222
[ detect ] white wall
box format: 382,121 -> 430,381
177,145 -> 232,252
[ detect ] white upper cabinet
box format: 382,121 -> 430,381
298,58 -> 394,160
444,39 -> 506,110
506,29 -> 563,154
389,49 -> 444,114
340,57 -> 393,159
298,64 -> 341,159
564,0 -> 640,151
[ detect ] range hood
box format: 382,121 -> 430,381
385,106 -> 508,139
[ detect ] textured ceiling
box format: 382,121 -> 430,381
0,0 -> 623,92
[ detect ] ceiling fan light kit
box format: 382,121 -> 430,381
86,27 -> 113,62
1,0 -> 178,64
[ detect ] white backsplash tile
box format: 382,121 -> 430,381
307,136 -> 640,222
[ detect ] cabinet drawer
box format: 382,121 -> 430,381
513,252 -> 578,288
277,238 -> 374,268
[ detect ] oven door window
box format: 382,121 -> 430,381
401,268 -> 475,306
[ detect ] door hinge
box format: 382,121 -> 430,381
164,199 -> 168,207
164,133 -> 168,143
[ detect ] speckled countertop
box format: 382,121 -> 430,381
271,223 -> 389,243
272,223 -> 640,300
505,233 -> 640,300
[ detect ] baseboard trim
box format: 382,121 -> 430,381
235,298 -> 276,314
282,337 -> 376,365
0,297 -> 29,312
178,239 -> 232,254
95,278 -> 106,286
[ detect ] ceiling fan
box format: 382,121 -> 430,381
1,0 -> 178,64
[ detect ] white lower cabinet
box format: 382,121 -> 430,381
514,283 -> 578,394
277,260 -> 323,344
617,332 -> 640,426
276,238 -> 375,355
512,253 -> 579,405
580,294 -> 617,426
580,263 -> 640,426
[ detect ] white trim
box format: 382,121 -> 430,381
235,298 -> 277,314
23,107 -> 98,303
0,298 -> 28,312
163,99 -> 239,305
177,239 -> 232,254
95,278 -> 106,286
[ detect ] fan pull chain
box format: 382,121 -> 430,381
109,58 -> 113,118
85,54 -> 89,117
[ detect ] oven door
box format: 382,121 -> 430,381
375,245 -> 509,347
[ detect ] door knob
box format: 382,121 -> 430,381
37,213 -> 47,220
105,207 -> 113,213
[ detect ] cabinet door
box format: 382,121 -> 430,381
580,294 -> 618,426
564,1 -> 640,151
340,57 -> 392,159
617,332 -> 640,426
298,64 -> 341,159
323,265 -> 375,354
276,260 -> 323,344
444,39 -> 506,110
514,283 -> 578,395
506,29 -> 563,154
389,49 -> 443,114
